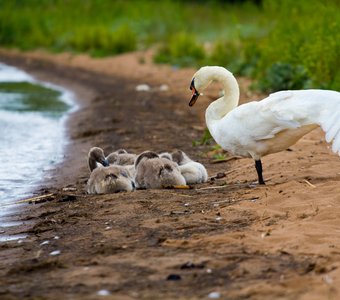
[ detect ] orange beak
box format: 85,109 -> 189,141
189,78 -> 199,107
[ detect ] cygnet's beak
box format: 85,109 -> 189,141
102,159 -> 109,167
189,78 -> 200,107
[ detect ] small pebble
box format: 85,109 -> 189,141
135,84 -> 151,92
184,203 -> 190,207
323,275 -> 333,285
215,217 -> 222,221
97,289 -> 111,296
17,239 -> 23,244
215,172 -> 226,179
54,236 -> 60,240
105,226 -> 112,230
40,240 -> 50,246
206,268 -> 212,273
208,291 -> 221,299
49,250 -> 61,256
62,187 -> 77,192
159,84 -> 169,91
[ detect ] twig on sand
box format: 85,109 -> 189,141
15,193 -> 55,205
0,193 -> 55,208
212,199 -> 234,205
211,156 -> 241,164
168,192 -> 193,198
209,163 -> 254,181
198,185 -> 229,191
303,179 -> 316,188
163,185 -> 193,189
1,193 -> 80,208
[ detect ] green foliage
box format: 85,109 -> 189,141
209,40 -> 242,72
193,128 -> 213,146
0,0 -> 339,90
154,33 -> 205,67
252,0 -> 340,91
209,38 -> 260,76
212,152 -> 228,161
67,25 -> 137,56
256,63 -> 311,92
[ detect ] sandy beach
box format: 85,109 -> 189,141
0,49 -> 340,300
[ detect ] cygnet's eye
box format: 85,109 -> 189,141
164,164 -> 173,172
120,170 -> 128,178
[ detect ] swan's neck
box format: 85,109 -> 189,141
204,68 -> 240,132
88,157 -> 97,172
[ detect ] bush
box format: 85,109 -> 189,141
0,0 -> 338,91
154,32 -> 205,67
256,62 -> 311,92
68,25 -> 137,56
250,0 -> 340,91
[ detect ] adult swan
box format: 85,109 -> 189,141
189,66 -> 340,184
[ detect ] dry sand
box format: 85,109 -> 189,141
0,49 -> 339,300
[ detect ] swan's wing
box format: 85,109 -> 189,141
232,90 -> 340,152
236,90 -> 340,155
265,91 -> 340,155
231,93 -> 304,141
254,91 -> 307,140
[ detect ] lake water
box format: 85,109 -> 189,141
0,63 -> 75,209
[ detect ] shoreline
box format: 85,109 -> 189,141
0,48 -> 205,192
0,49 -> 340,300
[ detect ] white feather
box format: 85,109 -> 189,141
191,66 -> 340,163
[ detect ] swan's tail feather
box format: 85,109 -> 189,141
323,111 -> 340,142
332,134 -> 340,155
320,110 -> 340,156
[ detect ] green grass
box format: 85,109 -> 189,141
0,0 -> 339,91
251,0 -> 340,91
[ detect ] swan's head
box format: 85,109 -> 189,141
88,147 -> 109,171
171,150 -> 185,164
135,151 -> 159,168
189,67 -> 214,106
102,166 -> 135,193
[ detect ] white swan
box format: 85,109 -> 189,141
171,150 -> 208,184
189,66 -> 340,184
134,151 -> 186,189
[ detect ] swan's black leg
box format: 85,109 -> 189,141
255,160 -> 265,185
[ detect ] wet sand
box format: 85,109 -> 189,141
0,49 -> 340,300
